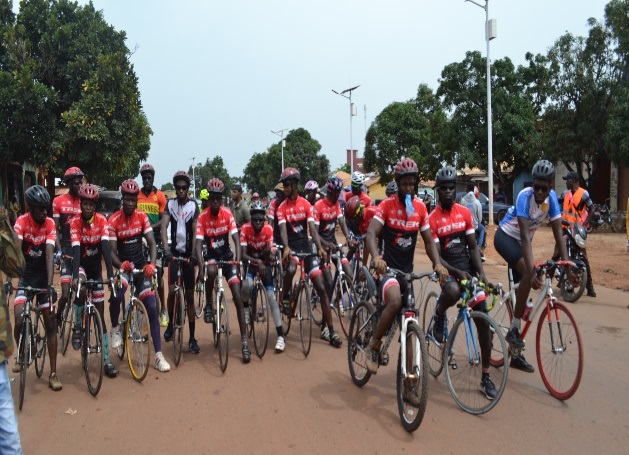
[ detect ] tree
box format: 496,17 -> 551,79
191,156 -> 233,192
335,163 -> 351,174
364,84 -> 450,184
161,182 -> 174,192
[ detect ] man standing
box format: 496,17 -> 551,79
460,182 -> 486,261
231,184 -> 250,230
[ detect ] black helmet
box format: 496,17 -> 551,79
385,181 -> 398,196
435,166 -> 457,183
25,185 -> 51,207
250,201 -> 266,215
531,160 -> 555,180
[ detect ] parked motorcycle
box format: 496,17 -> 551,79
586,198 -> 615,233
556,221 -> 588,303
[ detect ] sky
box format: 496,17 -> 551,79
15,1 -> 610,189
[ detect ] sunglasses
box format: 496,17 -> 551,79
175,185 -> 189,191
251,217 -> 265,223
439,184 -> 456,192
209,194 -> 222,201
533,184 -> 549,193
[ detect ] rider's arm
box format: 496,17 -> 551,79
366,219 -> 383,263
279,222 -> 288,249
53,217 -> 62,252
338,216 -> 351,244
231,231 -> 240,262
308,220 -> 323,250
109,239 -> 122,269
194,238 -> 204,273
160,212 -> 171,247
144,230 -> 157,265
71,245 -> 81,280
46,243 -> 55,287
102,240 -> 114,279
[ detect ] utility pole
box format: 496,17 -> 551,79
190,156 -> 196,198
271,129 -> 289,170
332,85 -> 360,174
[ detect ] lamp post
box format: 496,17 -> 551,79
271,129 -> 289,171
332,85 -> 360,174
190,156 -> 196,198
466,0 -> 496,225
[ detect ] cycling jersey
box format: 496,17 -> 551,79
373,196 -> 429,273
429,203 -> 475,273
137,188 -> 166,241
314,198 -> 342,243
52,192 -> 81,247
13,213 -> 56,276
500,187 -> 561,242
196,207 -> 237,260
276,196 -> 313,249
70,213 -> 110,274
108,209 -> 152,268
165,198 -> 198,255
240,223 -> 273,261
344,191 -> 372,207
358,205 -> 379,236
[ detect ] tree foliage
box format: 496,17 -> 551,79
161,182 -> 174,192
190,156 -> 234,192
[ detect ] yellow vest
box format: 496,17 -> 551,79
562,187 -> 585,224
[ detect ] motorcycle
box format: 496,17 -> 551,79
556,221 -> 588,303
585,198 -> 615,233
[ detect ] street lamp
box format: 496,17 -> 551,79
271,129 -> 288,170
190,156 -> 197,198
332,85 -> 360,174
466,0 -> 496,225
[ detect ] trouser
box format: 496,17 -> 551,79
476,224 -> 486,249
0,361 -> 22,454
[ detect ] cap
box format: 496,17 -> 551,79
233,184 -> 243,192
562,171 -> 578,181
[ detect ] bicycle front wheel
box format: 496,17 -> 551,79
252,283 -> 269,358
126,298 -> 151,382
298,284 -> 312,357
281,286 -> 294,337
84,309 -> 104,397
60,291 -> 74,356
195,281 -> 206,318
422,291 -> 443,377
309,281 -> 323,327
536,301 -> 583,400
216,292 -> 229,372
347,301 -> 375,387
336,275 -> 357,339
34,311 -> 47,378
396,322 -> 429,433
445,312 -> 508,415
488,294 -> 513,368
18,317 -> 30,410
173,288 -> 185,366
116,300 -> 126,360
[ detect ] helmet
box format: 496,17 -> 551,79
172,170 -> 191,186
304,180 -> 319,191
351,172 -> 365,186
63,166 -> 84,182
252,192 -> 260,198
120,179 -> 140,195
78,184 -> 99,201
393,158 -> 419,180
250,201 -> 266,215
385,181 -> 398,196
573,224 -> 587,249
531,159 -> 555,180
25,185 -> 50,207
206,178 -> 224,194
199,189 -> 209,201
279,167 -> 301,183
344,196 -> 363,220
435,166 -> 457,184
327,175 -> 343,192
139,163 -> 155,176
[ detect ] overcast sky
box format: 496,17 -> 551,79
17,1 -> 609,188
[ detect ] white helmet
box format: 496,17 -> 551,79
351,171 -> 365,186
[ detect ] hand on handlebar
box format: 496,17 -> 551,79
374,256 -> 387,275
434,264 -> 449,286
142,263 -> 156,278
281,246 -> 292,261
120,261 -> 135,273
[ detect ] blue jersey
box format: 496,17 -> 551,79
499,187 -> 561,243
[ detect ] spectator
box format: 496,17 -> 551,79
494,186 -> 507,204
230,184 -> 250,230
461,182 -> 486,261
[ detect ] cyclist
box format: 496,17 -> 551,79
385,181 -> 397,199
230,184 -> 250,230
239,202 -> 286,352
277,167 -> 343,347
137,164 -> 168,327
69,184 -> 118,378
267,182 -> 286,246
199,189 -> 210,211
460,182 -> 486,261
494,159 -> 569,373
314,175 -> 351,341
427,166 -> 498,399
162,171 -> 200,354
13,185 -> 62,390
251,192 -> 260,204
304,180 -> 319,205
108,179 -> 170,373
364,158 -> 447,375
344,171 -> 371,207
195,178 -> 251,363
53,166 -> 84,329
343,195 -> 379,265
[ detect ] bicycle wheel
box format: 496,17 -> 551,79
347,300 -> 375,387
307,280 -> 322,327
445,311 -> 508,415
195,282 -> 206,318
281,286 -> 294,337
336,275 -> 357,339
83,309 -> 104,397
536,301 -> 583,400
252,283 -> 269,358
34,311 -> 47,378
297,284 -> 312,357
560,264 -> 587,303
396,322 -> 429,433
488,294 -> 513,368
60,290 -> 74,356
216,291 -> 229,372
18,317 -> 30,410
126,298 -> 150,382
173,288 -> 185,366
422,291 -> 443,377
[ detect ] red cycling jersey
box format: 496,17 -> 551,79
344,191 -> 372,207
240,223 -> 274,261
14,213 -> 56,275
358,205 -> 379,236
428,204 -> 475,274
314,198 -> 342,243
52,192 -> 81,247
277,196 -> 313,249
107,209 -> 152,268
196,207 -> 237,260
70,213 -> 110,273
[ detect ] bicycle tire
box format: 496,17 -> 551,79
422,291 -> 443,377
195,282 -> 206,318
34,311 -> 47,378
297,283 -> 312,357
444,311 -> 508,415
216,291 -> 229,372
116,300 -> 126,360
252,283 -> 269,358
126,298 -> 150,382
347,300 -> 375,387
173,288 -> 185,366
84,309 -> 104,397
18,316 -> 30,410
309,281 -> 323,327
536,301 -> 583,400
560,264 -> 587,303
60,289 -> 75,356
396,322 -> 429,432
281,286 -> 294,337
336,275 -> 357,339
488,294 -> 513,368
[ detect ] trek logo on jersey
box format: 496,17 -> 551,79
116,228 -> 143,238
436,221 -> 466,235
202,226 -> 229,236
390,218 -> 420,229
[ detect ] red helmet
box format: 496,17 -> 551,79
63,166 -> 84,182
393,158 -> 419,180
344,196 -> 363,220
172,170 -> 191,186
120,179 -> 140,195
78,184 -> 99,201
207,178 -> 225,194
279,167 -> 301,183
139,163 -> 155,176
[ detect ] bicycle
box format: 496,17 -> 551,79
488,260 -> 584,400
58,254 -> 77,355
13,285 -> 52,410
326,244 -> 358,338
194,259 -> 206,319
247,264 -> 270,358
347,266 -> 429,433
422,278 -> 509,414
279,251 -> 313,357
167,256 -> 189,366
